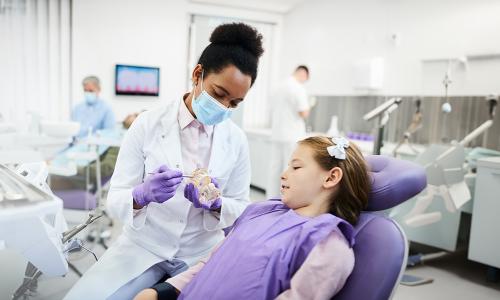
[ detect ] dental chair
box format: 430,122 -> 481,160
53,174 -> 112,226
54,189 -> 98,210
333,155 -> 427,300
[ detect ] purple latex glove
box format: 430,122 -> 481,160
132,165 -> 183,207
184,178 -> 222,210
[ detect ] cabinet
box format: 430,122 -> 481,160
245,129 -> 272,190
468,157 -> 500,268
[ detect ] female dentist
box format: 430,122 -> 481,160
64,23 -> 264,300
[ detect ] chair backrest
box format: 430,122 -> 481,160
333,213 -> 408,300
52,175 -> 111,211
53,190 -> 97,210
333,155 -> 426,300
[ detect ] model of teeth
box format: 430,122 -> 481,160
188,168 -> 221,205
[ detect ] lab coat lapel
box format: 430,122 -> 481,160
158,100 -> 183,170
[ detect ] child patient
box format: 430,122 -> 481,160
134,136 -> 371,300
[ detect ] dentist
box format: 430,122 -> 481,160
64,22 -> 264,299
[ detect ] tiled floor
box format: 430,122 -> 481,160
1,188 -> 499,300
395,248 -> 500,300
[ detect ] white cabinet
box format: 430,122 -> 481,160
468,157 -> 500,268
245,129 -> 272,190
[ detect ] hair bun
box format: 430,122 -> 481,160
210,23 -> 264,59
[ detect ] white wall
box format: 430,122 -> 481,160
72,0 -> 189,121
280,0 -> 500,96
72,0 -> 282,121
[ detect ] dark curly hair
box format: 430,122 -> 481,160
198,23 -> 264,86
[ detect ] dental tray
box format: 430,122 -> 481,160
0,165 -> 52,207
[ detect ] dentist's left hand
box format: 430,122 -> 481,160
184,178 -> 222,211
132,165 -> 183,208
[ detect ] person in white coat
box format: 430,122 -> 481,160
64,23 -> 264,300
266,66 -> 310,199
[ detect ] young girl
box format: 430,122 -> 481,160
134,136 -> 371,300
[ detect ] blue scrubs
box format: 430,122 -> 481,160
71,99 -> 116,137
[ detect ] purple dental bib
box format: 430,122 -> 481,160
179,200 -> 354,300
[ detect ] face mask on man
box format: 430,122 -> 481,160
191,70 -> 233,125
84,92 -> 98,105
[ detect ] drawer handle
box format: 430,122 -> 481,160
492,171 -> 500,176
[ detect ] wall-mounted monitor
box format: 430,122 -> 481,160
115,64 -> 160,96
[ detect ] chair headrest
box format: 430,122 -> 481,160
365,155 -> 427,211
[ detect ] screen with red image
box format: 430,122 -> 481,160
115,64 -> 160,96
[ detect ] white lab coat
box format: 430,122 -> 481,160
64,99 -> 251,299
270,76 -> 309,143
267,77 -> 309,198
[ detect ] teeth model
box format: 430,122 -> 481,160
188,168 -> 221,205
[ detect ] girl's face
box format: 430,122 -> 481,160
280,144 -> 336,210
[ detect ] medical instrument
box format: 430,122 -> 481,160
441,73 -> 452,113
392,97 -> 498,286
403,94 -> 497,226
12,211 -> 103,300
11,208 -> 103,300
0,165 -> 52,205
148,171 -> 222,181
440,64 -> 455,142
391,97 -> 499,248
393,99 -> 423,157
62,208 -> 104,243
402,144 -> 469,227
149,172 -> 193,178
399,94 -> 497,228
363,97 -> 402,154
459,95 -> 497,147
428,95 -> 498,168
1,163 -> 67,299
0,162 -> 105,299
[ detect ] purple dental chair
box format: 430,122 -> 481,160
53,174 -> 113,210
54,189 -> 98,210
333,155 -> 427,300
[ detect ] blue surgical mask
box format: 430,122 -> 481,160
84,92 -> 98,105
191,71 -> 233,125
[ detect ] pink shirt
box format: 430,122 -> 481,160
167,230 -> 354,299
178,95 -> 214,174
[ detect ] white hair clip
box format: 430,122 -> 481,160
327,137 -> 350,160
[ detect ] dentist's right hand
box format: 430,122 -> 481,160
132,165 -> 183,208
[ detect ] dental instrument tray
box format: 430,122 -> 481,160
0,164 -> 52,206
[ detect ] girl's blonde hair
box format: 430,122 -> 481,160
298,136 -> 370,225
